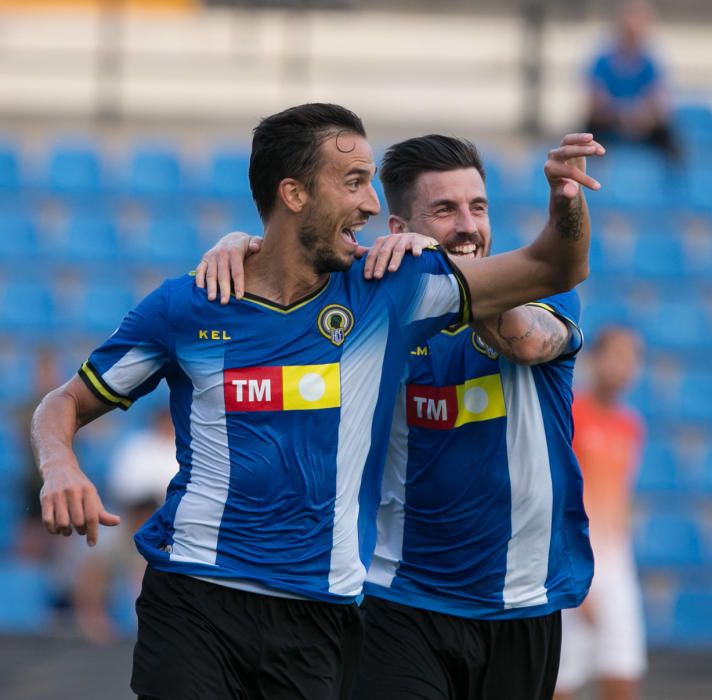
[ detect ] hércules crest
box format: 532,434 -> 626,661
472,330 -> 499,359
318,304 -> 354,347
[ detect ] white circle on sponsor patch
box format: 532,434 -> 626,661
299,373 -> 326,402
463,386 -> 489,414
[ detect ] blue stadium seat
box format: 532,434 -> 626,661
638,301 -> 711,354
0,562 -> 52,633
125,143 -> 185,198
61,281 -> 136,334
635,512 -> 704,568
630,234 -> 685,280
140,217 -> 200,269
514,148 -> 551,207
0,348 -> 34,403
677,371 -> 712,423
490,228 -> 523,254
673,104 -> 712,139
479,153 -> 505,202
672,589 -> 712,647
0,141 -> 21,191
46,141 -> 105,195
0,279 -> 55,333
0,211 -> 39,260
0,496 -> 21,555
600,146 -> 670,209
59,212 -> 119,263
206,147 -> 251,199
635,440 -> 685,493
685,165 -> 712,210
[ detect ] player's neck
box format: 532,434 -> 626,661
244,229 -> 328,307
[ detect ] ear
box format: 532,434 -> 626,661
278,178 -> 308,213
387,215 -> 408,234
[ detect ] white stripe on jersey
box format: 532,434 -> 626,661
170,351 -> 231,566
406,273 -> 460,325
103,347 -> 163,396
500,360 -> 553,608
328,311 -> 389,597
367,385 -> 409,587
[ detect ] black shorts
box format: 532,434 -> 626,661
351,596 -> 561,700
132,566 -> 363,700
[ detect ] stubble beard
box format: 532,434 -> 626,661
298,206 -> 353,274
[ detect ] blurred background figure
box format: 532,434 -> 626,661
585,0 -> 680,159
72,407 -> 177,646
555,326 -> 646,700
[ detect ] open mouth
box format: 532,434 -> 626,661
341,222 -> 365,245
447,242 -> 480,258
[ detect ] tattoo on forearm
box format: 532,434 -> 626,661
492,308 -> 570,363
557,193 -> 583,241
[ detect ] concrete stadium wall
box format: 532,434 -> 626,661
0,7 -> 709,134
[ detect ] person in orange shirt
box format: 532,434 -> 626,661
555,325 -> 646,700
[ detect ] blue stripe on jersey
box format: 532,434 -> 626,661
365,290 -> 593,618
82,249 -> 466,604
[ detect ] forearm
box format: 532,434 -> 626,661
32,380 -> 110,480
31,389 -> 83,480
530,190 -> 590,291
472,305 -> 572,365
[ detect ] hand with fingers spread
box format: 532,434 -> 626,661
364,232 -> 439,280
544,133 -> 605,201
194,232 -> 263,305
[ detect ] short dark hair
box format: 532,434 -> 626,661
249,103 -> 367,219
380,135 -> 486,218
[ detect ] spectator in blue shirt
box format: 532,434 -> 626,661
585,0 -> 679,158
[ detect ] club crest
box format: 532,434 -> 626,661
318,305 -> 354,347
472,331 -> 499,359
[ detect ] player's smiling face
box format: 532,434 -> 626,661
298,132 -> 380,273
399,168 -> 492,259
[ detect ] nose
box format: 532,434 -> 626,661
455,206 -> 477,233
362,183 -> 381,217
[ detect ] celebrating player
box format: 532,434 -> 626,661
33,104 -> 600,699
200,132 -> 602,700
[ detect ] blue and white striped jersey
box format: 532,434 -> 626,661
79,249 -> 468,604
365,291 -> 593,619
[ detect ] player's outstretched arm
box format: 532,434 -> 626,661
472,305 -> 573,366
32,377 -> 120,547
456,134 -> 604,320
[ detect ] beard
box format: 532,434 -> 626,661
298,204 -> 354,274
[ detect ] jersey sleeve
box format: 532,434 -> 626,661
385,246 -> 471,349
526,289 -> 583,359
78,280 -> 173,410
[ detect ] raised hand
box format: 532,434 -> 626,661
544,133 -> 605,200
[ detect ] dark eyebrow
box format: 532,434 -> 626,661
345,166 -> 376,179
429,196 -> 488,208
